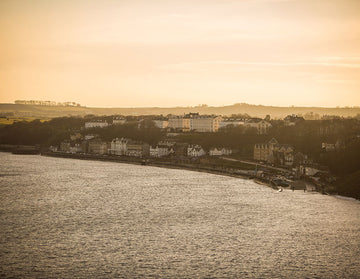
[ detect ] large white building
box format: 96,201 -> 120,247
168,114 -> 223,132
84,121 -> 109,129
190,116 -> 223,132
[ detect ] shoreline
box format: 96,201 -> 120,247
2,150 -> 358,200
41,151 -> 259,181
42,153 -> 360,200
40,151 -> 278,189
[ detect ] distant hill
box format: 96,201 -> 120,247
0,103 -> 359,119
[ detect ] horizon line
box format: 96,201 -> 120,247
4,100 -> 360,110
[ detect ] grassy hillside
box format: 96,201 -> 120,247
0,103 -> 359,119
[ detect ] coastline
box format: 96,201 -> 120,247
2,150 -> 358,200
41,151 -> 261,183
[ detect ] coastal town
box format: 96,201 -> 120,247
34,112 -> 355,194
1,107 -> 359,197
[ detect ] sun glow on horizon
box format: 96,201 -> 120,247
1,0 -> 360,107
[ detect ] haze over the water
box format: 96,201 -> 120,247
1,0 -> 360,108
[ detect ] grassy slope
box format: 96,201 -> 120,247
1,103 -> 360,119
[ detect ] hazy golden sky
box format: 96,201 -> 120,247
1,0 -> 360,107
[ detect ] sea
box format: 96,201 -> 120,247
0,152 -> 359,278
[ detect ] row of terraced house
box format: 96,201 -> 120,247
84,113 -> 273,134
56,136 -> 232,158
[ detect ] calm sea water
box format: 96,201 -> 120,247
0,152 -> 359,278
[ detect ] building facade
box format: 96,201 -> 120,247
88,139 -> 109,155
253,138 -> 278,161
84,121 -> 109,129
187,145 -> 206,157
254,138 -> 295,166
245,119 -> 272,135
126,142 -> 150,157
150,146 -> 174,157
168,117 -> 191,131
209,147 -> 233,156
109,138 -> 128,155
190,116 -> 223,132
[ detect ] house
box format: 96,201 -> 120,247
84,121 -> 109,129
88,139 -> 109,155
245,119 -> 272,134
209,147 -> 233,156
271,144 -> 295,166
126,142 -> 150,157
109,137 -> 129,155
293,152 -> 309,166
254,138 -> 278,161
187,145 -> 206,157
150,145 -> 174,158
254,138 -> 294,166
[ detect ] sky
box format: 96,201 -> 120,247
1,0 -> 360,108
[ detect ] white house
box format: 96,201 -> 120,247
187,145 -> 206,157
190,116 -> 223,132
209,147 -> 232,156
85,121 -> 109,129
